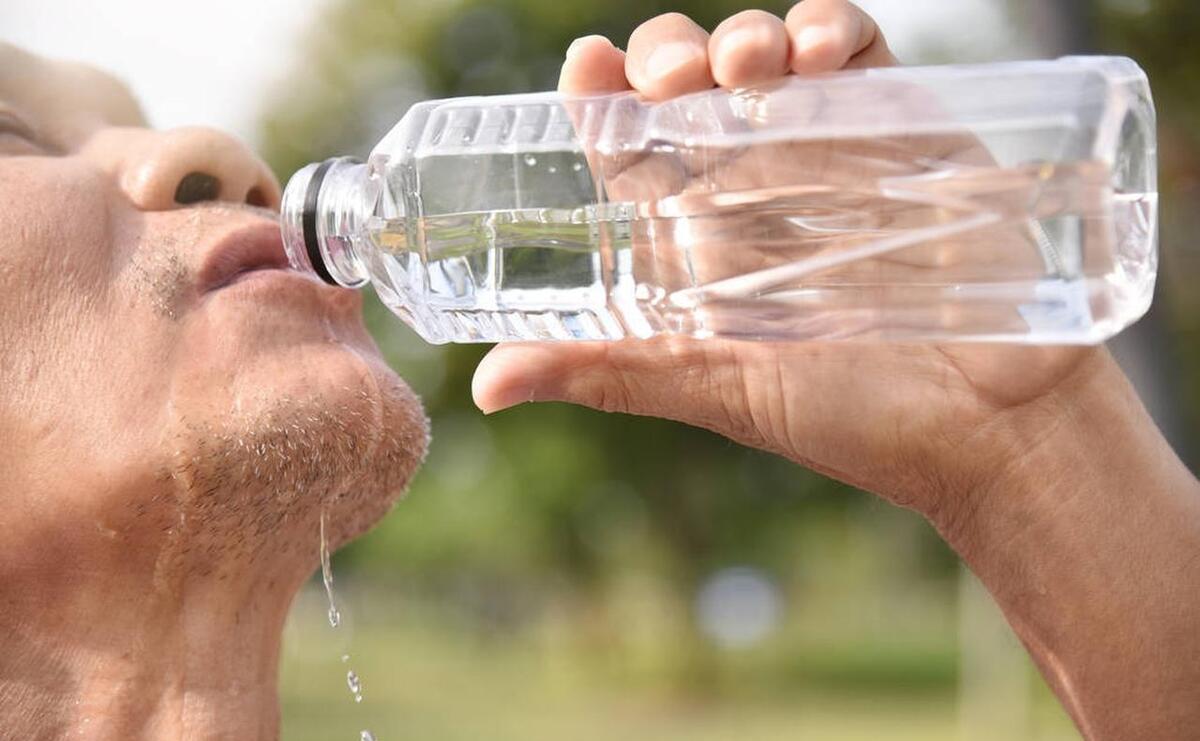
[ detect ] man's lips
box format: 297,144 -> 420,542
197,220 -> 293,293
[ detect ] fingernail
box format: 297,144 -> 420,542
714,27 -> 760,62
477,401 -> 514,416
481,388 -> 540,415
566,35 -> 608,60
794,25 -> 834,56
644,42 -> 701,81
474,379 -> 535,415
476,397 -> 513,415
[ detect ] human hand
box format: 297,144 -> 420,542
468,7 -> 1200,735
471,0 -> 1101,535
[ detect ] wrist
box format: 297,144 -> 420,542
926,347 -> 1136,551
929,347 -> 1200,738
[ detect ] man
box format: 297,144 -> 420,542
2,2 -> 1198,740
0,42 -> 428,737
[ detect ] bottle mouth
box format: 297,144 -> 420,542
280,156 -> 367,287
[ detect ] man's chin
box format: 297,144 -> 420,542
316,358 -> 430,551
163,343 -> 429,578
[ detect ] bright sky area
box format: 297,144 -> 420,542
1,0 -> 1016,149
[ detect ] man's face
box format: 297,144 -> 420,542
0,44 -> 427,588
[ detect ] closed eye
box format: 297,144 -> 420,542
0,110 -> 43,153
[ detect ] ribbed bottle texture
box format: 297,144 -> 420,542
281,56 -> 1158,345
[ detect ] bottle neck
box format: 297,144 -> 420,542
281,157 -> 372,288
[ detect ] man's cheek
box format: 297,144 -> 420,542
4,160 -> 117,272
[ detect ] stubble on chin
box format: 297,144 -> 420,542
148,377 -> 428,582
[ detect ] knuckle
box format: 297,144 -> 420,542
588,346 -> 638,414
591,376 -> 633,414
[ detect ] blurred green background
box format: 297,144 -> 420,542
260,1 -> 1200,739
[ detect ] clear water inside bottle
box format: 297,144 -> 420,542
282,59 -> 1157,345
359,133 -> 1153,344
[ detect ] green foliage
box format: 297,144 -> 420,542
262,0 -> 794,177
1097,0 -> 1200,153
1095,0 -> 1200,458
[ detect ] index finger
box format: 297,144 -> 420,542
558,35 -> 631,95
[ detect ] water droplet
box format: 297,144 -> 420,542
341,654 -> 350,663
360,731 -> 376,741
523,154 -> 537,167
548,165 -> 557,174
347,669 -> 363,703
319,512 -> 341,628
572,162 -> 583,172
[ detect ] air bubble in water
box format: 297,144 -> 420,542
548,165 -> 557,174
572,162 -> 583,172
523,154 -> 537,166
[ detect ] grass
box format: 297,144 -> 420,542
279,581 -> 1080,741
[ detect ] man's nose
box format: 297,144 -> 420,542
84,126 -> 281,211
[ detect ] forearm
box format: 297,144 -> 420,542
943,351 -> 1200,740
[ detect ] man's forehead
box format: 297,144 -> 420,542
0,41 -> 146,136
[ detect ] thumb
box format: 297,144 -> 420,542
472,343 -> 603,414
472,340 -> 766,446
472,341 -> 664,416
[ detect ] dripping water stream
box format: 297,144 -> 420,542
320,510 -> 374,739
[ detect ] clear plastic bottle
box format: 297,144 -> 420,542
280,56 -> 1157,345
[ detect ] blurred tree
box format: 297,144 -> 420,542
1089,0 -> 1200,466
1000,0 -> 1200,466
